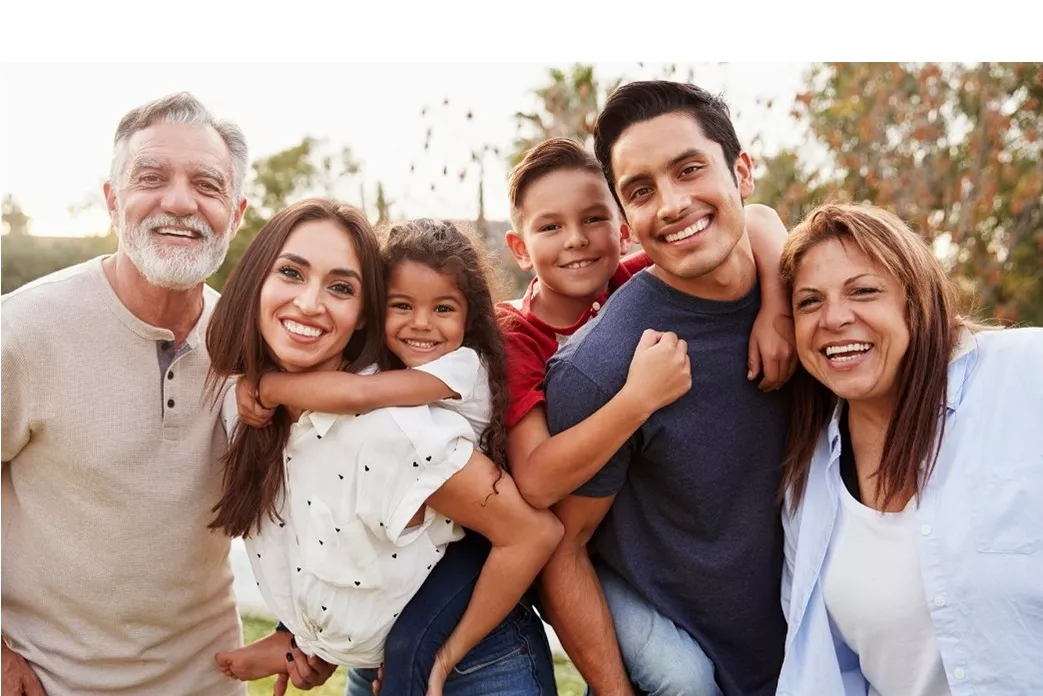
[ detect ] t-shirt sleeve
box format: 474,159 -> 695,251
412,347 -> 481,403
504,328 -> 551,430
354,405 -> 475,546
544,358 -> 635,498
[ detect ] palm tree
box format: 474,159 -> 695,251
509,64 -> 621,166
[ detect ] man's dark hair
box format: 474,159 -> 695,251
593,80 -> 743,208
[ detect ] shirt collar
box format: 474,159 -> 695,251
300,411 -> 340,438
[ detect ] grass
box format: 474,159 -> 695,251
241,614 -> 586,695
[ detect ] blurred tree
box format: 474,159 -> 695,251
209,137 -> 365,290
767,62 -> 1043,324
509,63 -> 696,166
2,195 -> 32,236
375,182 -> 393,228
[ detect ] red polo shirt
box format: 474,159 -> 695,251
495,251 -> 652,429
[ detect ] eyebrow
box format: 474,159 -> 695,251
278,253 -> 361,281
387,292 -> 463,303
795,273 -> 878,294
129,156 -> 228,187
616,148 -> 708,193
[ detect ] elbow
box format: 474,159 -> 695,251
513,468 -> 557,510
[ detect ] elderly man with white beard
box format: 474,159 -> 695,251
0,92 -> 335,696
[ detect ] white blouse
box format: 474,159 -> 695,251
222,354 -> 489,667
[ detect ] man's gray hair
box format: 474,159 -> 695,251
110,92 -> 249,201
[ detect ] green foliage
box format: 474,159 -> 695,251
760,62 -> 1043,324
1,233 -> 117,294
2,194 -> 32,236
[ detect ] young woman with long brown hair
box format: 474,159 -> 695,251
776,203 -> 1043,696
203,199 -> 562,695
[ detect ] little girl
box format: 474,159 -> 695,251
211,210 -> 557,692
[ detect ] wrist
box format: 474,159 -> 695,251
616,383 -> 656,424
257,373 -> 277,409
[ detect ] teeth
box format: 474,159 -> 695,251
825,343 -> 872,357
405,339 -> 437,349
664,216 -> 710,243
282,320 -> 323,338
155,227 -> 197,238
563,259 -> 596,270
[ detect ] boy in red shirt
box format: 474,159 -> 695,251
499,137 -> 794,509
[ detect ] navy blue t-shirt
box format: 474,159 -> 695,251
545,269 -> 789,696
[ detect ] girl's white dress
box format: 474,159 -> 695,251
221,348 -> 491,667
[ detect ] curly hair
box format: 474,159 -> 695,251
380,218 -> 510,471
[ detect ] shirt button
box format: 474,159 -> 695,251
953,667 -> 966,680
933,594 -> 947,607
920,524 -> 932,536
167,371 -> 174,380
167,399 -> 175,408
592,301 -> 601,311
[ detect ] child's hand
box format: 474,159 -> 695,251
236,375 -> 274,428
425,649 -> 454,696
622,329 -> 692,416
748,302 -> 796,391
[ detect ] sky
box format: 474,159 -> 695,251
0,62 -> 810,237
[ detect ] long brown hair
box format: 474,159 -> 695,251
380,218 -> 510,471
206,198 -> 386,538
779,203 -> 966,512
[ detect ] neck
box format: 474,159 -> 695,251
529,281 -> 607,328
103,252 -> 205,347
846,395 -> 904,510
653,235 -> 757,302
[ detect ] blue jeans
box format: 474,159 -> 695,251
597,563 -> 721,696
346,532 -> 557,696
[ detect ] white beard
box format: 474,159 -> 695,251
117,209 -> 232,290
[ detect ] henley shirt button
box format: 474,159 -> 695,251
167,399 -> 175,408
953,667 -> 966,680
920,524 -> 932,536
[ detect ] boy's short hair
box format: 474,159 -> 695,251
508,137 -> 605,230
593,80 -> 742,209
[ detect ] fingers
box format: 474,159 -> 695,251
758,364 -> 781,392
372,665 -> 383,696
273,672 -> 288,696
635,328 -> 661,350
748,340 -> 762,383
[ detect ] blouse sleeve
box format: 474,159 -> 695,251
354,404 -> 475,545
411,347 -> 481,403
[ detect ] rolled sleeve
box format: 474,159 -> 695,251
357,405 -> 475,545
412,347 -> 481,403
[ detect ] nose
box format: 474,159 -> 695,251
820,296 -> 854,331
562,223 -> 589,250
160,176 -> 200,217
657,181 -> 690,223
411,307 -> 432,330
293,282 -> 324,316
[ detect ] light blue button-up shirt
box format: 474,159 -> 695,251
777,327 -> 1043,696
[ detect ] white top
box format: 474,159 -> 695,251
822,487 -> 951,696
413,347 -> 492,442
222,361 -> 485,667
